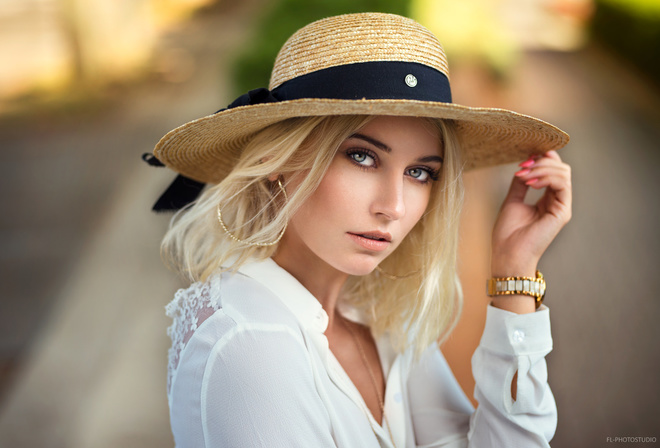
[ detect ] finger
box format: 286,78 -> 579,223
515,165 -> 569,183
504,174 -> 530,204
519,154 -> 569,171
515,167 -> 569,192
527,173 -> 571,193
542,150 -> 563,162
518,149 -> 561,166
516,157 -> 569,179
526,172 -> 572,214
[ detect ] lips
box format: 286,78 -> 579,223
347,231 -> 392,251
353,231 -> 392,242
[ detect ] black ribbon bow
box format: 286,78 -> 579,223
223,87 -> 279,111
144,88 -> 281,212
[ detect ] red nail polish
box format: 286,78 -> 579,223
519,159 -> 535,168
525,178 -> 538,185
515,168 -> 531,176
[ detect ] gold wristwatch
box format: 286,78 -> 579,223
486,270 -> 546,309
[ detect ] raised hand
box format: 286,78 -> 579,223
490,150 -> 572,312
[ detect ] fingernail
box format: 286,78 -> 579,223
515,168 -> 531,177
525,178 -> 538,185
519,159 -> 535,168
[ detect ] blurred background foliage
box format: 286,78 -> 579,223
231,0 -> 410,95
2,0 -> 659,116
230,0 -> 600,93
0,0 -> 217,118
412,0 -> 594,81
591,0 -> 660,86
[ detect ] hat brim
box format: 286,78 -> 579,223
154,98 -> 569,184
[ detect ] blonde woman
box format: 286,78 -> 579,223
147,13 -> 571,448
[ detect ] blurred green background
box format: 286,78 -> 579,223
232,0 -> 408,93
2,0 -> 659,112
591,0 -> 660,84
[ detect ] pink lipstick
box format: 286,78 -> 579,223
347,231 -> 392,252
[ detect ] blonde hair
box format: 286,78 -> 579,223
161,115 -> 465,355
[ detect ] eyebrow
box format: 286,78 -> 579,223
418,155 -> 444,163
348,133 -> 444,163
350,133 -> 391,153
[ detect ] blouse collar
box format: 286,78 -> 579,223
237,257 -> 330,333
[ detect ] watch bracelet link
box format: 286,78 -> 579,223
486,270 -> 546,308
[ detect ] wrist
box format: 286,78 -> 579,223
491,264 -> 537,278
486,270 -> 546,313
491,254 -> 538,278
491,296 -> 537,314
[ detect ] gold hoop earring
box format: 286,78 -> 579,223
217,178 -> 288,247
375,265 -> 420,280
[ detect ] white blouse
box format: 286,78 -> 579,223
166,258 -> 556,447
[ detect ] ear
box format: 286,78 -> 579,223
260,155 -> 279,182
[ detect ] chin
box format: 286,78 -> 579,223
346,267 -> 376,277
333,255 -> 381,277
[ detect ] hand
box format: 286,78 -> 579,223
491,150 -> 572,277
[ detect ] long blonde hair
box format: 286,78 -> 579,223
161,115 -> 465,355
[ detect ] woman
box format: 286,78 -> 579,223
149,13 -> 571,447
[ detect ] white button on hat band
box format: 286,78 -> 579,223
405,74 -> 417,87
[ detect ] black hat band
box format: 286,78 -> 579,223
150,61 -> 452,212
225,61 -> 452,111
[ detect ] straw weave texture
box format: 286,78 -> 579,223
153,13 -> 569,184
270,13 -> 449,89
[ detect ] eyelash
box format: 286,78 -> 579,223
345,148 -> 440,184
408,165 -> 440,183
346,148 -> 378,169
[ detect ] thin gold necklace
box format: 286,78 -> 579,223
339,316 -> 398,448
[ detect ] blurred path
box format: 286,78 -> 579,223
0,1 -> 263,446
522,47 -> 660,447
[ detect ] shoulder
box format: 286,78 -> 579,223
200,270 -> 308,356
176,272 -> 312,380
167,269 -> 300,333
167,273 -> 330,446
166,270 -> 306,391
218,269 -> 301,328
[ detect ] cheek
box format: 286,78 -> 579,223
310,164 -> 367,214
404,188 -> 432,228
293,164 -> 357,231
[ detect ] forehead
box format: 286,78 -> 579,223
353,116 -> 443,156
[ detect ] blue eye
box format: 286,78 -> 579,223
408,168 -> 429,181
349,151 -> 376,167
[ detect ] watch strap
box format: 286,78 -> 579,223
487,270 -> 546,308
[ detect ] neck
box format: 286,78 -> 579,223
272,239 -> 348,332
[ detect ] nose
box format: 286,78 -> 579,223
371,176 -> 405,220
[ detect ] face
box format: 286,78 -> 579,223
275,116 -> 443,279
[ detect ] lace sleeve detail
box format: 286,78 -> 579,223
165,275 -> 222,393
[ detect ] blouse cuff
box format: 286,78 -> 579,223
478,304 -> 552,356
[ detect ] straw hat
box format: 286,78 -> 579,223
153,12 -> 569,184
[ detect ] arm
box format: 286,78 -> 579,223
407,151 -> 570,447
469,305 -> 556,447
490,150 -> 571,399
469,149 -> 571,444
490,150 -> 572,315
407,308 -> 555,448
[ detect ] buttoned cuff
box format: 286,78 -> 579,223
478,304 -> 552,356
